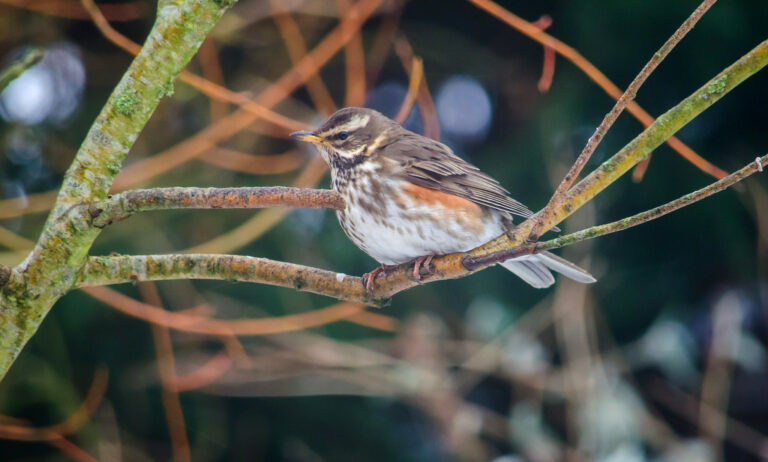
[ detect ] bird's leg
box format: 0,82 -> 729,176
362,264 -> 396,295
412,254 -> 436,281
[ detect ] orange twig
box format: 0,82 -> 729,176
336,0 -> 367,106
79,0 -> 309,133
394,56 -> 423,123
466,0 -> 728,180
111,0 -> 382,190
271,0 -> 337,116
346,310 -> 400,332
0,0 -> 143,21
0,190 -> 58,220
0,368 -> 108,440
83,286 -> 369,336
366,8 -> 403,86
394,38 -> 440,140
197,37 -> 229,123
171,351 -> 233,392
199,148 -> 305,175
139,283 -> 191,462
531,15 -> 556,92
184,156 -> 328,254
529,0 -> 719,241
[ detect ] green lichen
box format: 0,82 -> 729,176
213,0 -> 238,8
115,91 -> 140,117
707,75 -> 728,94
157,81 -> 175,99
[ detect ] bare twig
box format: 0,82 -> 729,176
139,283 -> 191,462
393,56 -> 423,123
466,0 -> 728,180
81,285 -> 375,333
529,0 -> 718,241
394,38 -> 440,140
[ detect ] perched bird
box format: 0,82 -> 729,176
291,107 -> 595,291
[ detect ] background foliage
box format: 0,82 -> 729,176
0,0 -> 766,460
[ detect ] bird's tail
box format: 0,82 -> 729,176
499,251 -> 596,289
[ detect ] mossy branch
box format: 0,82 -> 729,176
90,187 -> 344,227
0,0 -> 234,381
0,47 -> 44,92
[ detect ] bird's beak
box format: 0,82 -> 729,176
290,130 -> 324,144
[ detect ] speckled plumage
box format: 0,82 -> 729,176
292,107 -> 595,289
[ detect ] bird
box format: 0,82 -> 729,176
291,107 -> 595,292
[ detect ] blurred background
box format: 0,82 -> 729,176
0,0 -> 767,460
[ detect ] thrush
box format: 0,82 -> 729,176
291,107 -> 595,291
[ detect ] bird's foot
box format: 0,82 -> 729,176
362,265 -> 395,296
412,254 -> 436,281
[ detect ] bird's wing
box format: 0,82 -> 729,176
382,133 -> 534,219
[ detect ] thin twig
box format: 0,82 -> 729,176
465,153 -> 768,269
0,47 -> 44,92
81,285 -> 376,332
529,0 -> 718,241
393,56 -> 423,123
466,0 -> 728,180
139,283 -> 191,462
394,38 -> 440,140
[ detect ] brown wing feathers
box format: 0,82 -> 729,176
386,134 -> 535,219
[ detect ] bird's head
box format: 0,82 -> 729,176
291,107 -> 395,171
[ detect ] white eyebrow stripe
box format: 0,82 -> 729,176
324,114 -> 371,136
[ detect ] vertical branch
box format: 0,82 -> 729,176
0,0 -> 234,380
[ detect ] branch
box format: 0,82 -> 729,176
529,0 -> 717,240
0,0 -> 234,381
464,154 -> 768,269
91,186 -> 344,227
466,0 -> 728,180
0,47 -> 44,92
80,254 -> 379,306
75,154 -> 765,306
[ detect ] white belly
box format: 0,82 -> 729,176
337,179 -> 505,265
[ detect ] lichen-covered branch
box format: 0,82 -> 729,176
362,38 -> 768,298
79,254 -> 380,306
0,0 -> 233,381
76,154 -> 765,306
529,0 -> 718,241
91,187 -> 344,227
464,153 -> 768,270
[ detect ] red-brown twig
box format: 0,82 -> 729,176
394,38 -> 440,140
528,0 -> 719,241
271,0 -> 337,116
531,15 -> 556,92
466,0 -> 728,181
394,56 -> 424,123
82,285 -> 374,333
139,283 -> 191,462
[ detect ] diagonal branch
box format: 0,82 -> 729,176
466,0 -> 728,180
0,0 -> 235,381
529,0 -> 718,241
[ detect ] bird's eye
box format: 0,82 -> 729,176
337,132 -> 349,141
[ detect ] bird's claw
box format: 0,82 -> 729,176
362,266 -> 389,296
412,255 -> 435,281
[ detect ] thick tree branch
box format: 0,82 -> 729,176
76,155 -> 765,305
80,254 -> 380,306
529,0 -> 718,241
0,0 -> 233,380
91,187 -> 344,227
